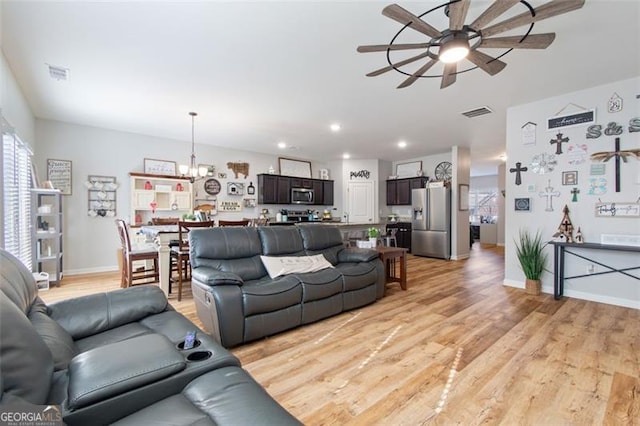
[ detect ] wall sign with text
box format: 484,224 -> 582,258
547,109 -> 596,131
46,159 -> 72,195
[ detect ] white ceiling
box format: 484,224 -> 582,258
2,1 -> 639,176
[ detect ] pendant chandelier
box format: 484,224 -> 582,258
178,112 -> 207,181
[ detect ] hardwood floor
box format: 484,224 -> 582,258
39,244 -> 639,425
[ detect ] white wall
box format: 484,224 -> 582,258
497,164 -> 505,246
1,53 -> 35,146
34,119 -> 330,274
452,146 -> 470,260
505,77 -> 640,309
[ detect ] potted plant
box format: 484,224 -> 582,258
367,227 -> 380,248
514,229 -> 548,295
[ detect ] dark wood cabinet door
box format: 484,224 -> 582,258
397,180 -> 411,205
312,180 -> 323,205
258,175 -> 277,204
386,180 -> 398,205
322,181 -> 333,205
276,177 -> 290,204
410,177 -> 427,189
290,178 -> 312,189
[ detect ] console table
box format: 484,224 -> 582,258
549,241 -> 640,300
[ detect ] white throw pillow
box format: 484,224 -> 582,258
260,254 -> 334,279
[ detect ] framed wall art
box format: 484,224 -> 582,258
144,158 -> 176,176
562,171 -> 578,186
46,159 -> 72,195
396,161 -> 422,178
514,198 -> 531,212
458,184 -> 469,211
279,157 -> 312,178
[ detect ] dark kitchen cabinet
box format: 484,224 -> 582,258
312,180 -> 323,205
386,177 -> 429,205
322,180 -> 334,205
289,178 -> 312,189
258,174 -> 332,205
258,174 -> 290,204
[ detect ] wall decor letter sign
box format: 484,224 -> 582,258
46,159 -> 72,195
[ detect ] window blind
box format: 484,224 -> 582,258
2,123 -> 33,269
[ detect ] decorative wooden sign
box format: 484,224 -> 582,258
547,109 -> 596,130
46,159 -> 72,195
590,137 -> 640,192
595,202 -> 640,218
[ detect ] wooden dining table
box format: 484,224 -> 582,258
139,225 -> 180,295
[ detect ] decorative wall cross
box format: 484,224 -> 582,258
550,133 -> 570,155
571,187 -> 580,202
590,137 -> 640,192
509,162 -> 528,186
539,180 -> 560,212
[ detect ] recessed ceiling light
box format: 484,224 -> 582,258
277,141 -> 286,149
330,123 -> 341,132
342,153 -> 350,159
398,140 -> 407,148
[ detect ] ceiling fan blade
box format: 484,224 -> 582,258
397,59 -> 438,88
448,0 -> 470,31
469,0 -> 519,30
481,0 -> 585,38
441,63 -> 457,89
383,4 -> 442,39
357,42 -> 432,53
466,50 -> 506,76
479,33 -> 556,49
366,51 -> 431,77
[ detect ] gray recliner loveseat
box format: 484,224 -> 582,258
0,248 -> 300,425
190,224 -> 384,348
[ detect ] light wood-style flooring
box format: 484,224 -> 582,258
40,244 -> 639,425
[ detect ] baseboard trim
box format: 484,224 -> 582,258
451,253 -> 470,260
64,266 -> 119,276
503,279 -> 639,309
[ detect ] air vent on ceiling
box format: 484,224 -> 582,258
48,65 -> 69,81
461,106 -> 493,118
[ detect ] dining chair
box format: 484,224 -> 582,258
115,219 -> 159,288
218,220 -> 250,227
169,220 -> 214,301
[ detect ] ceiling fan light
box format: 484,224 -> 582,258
439,38 -> 469,63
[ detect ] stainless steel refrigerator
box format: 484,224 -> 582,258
411,186 -> 451,259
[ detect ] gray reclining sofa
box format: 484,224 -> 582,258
190,224 -> 384,348
0,248 -> 300,425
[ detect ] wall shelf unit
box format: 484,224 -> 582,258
31,189 -> 63,285
129,172 -> 193,226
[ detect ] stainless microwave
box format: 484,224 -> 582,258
291,188 -> 314,204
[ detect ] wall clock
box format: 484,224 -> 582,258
434,161 -> 452,182
530,153 -> 557,174
203,178 -> 221,196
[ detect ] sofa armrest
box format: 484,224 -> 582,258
191,267 -> 244,286
67,334 -> 186,410
48,286 -> 168,340
338,248 -> 379,263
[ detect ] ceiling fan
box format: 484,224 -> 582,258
357,0 -> 585,89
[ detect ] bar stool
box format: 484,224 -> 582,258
382,227 -> 398,247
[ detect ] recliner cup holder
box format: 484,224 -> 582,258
177,339 -> 201,350
186,351 -> 212,362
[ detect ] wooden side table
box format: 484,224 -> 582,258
375,246 -> 408,293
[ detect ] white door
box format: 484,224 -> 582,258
347,181 -> 374,223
